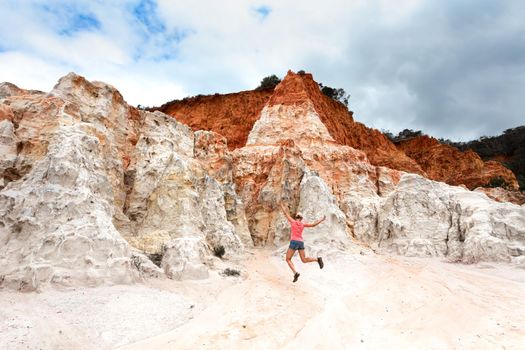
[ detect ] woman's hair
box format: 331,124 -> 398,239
295,212 -> 303,219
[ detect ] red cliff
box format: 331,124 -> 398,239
156,90 -> 273,150
158,71 -> 424,175
397,135 -> 518,190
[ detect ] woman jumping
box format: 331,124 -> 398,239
279,202 -> 325,282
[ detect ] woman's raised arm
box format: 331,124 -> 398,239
279,202 -> 294,223
304,215 -> 326,228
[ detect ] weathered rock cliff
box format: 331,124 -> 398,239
157,71 -> 424,175
454,126 -> 525,191
397,135 -> 518,190
155,90 -> 273,150
267,71 -> 424,175
0,75 -> 247,291
1,72 -> 524,292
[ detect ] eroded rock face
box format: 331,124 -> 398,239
376,175 -> 525,263
231,71 -> 525,263
156,71 -> 424,175
0,74 -> 247,289
268,71 -> 424,175
0,82 -> 44,98
297,172 -> 350,245
0,120 -> 17,188
0,125 -> 139,291
157,89 -> 273,150
1,70 -> 524,291
397,135 -> 518,190
0,74 -> 149,291
123,111 -> 245,280
474,187 -> 525,205
234,85 -> 379,248
156,71 -> 523,195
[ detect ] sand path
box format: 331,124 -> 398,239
120,249 -> 525,350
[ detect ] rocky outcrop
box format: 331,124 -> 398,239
155,90 -> 273,150
267,71 -> 424,175
0,74 -> 247,290
376,174 -> 525,262
1,71 -> 524,291
454,125 -> 525,191
0,76 -> 143,290
397,135 -> 518,190
474,187 -> 525,205
234,83 -> 396,249
0,82 -> 44,99
230,71 -> 525,264
156,71 -> 423,175
123,111 -> 246,279
157,71 -> 524,195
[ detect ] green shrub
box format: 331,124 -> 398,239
485,176 -> 509,189
222,268 -> 240,277
318,83 -> 349,106
256,75 -> 281,90
213,245 -> 226,258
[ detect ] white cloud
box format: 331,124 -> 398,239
0,51 -> 68,91
0,0 -> 524,141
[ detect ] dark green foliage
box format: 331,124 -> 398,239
517,174 -> 525,191
213,245 -> 226,258
222,268 -> 240,277
256,75 -> 281,90
455,126 -> 525,190
483,176 -> 511,189
318,83 -> 350,106
147,253 -> 163,267
381,129 -> 394,141
383,129 -> 424,143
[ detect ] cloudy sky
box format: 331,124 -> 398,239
1,0 -> 524,141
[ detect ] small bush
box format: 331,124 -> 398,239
318,83 -> 350,107
213,245 -> 226,258
485,176 -> 509,189
256,75 -> 281,90
222,268 -> 240,277
147,253 -> 163,267
517,174 -> 525,191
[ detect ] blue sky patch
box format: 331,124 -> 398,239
40,4 -> 101,36
133,28 -> 191,63
62,13 -> 101,34
133,0 -> 166,34
254,5 -> 272,19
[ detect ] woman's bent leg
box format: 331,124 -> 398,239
286,248 -> 297,274
298,249 -> 317,263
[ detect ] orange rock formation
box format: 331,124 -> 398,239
397,135 -> 518,190
154,70 -> 520,193
156,90 -> 273,150
158,71 -> 423,175
268,71 -> 424,174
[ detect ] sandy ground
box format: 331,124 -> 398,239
2,249 -> 525,350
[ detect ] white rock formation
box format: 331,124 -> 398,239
238,81 -> 525,264
123,111 -> 244,280
0,120 -> 17,189
247,102 -> 335,147
376,174 -> 525,262
0,74 -> 247,289
161,237 -> 210,280
1,71 -> 524,291
0,125 -> 139,291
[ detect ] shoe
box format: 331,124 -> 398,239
293,272 -> 300,283
317,257 -> 324,269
